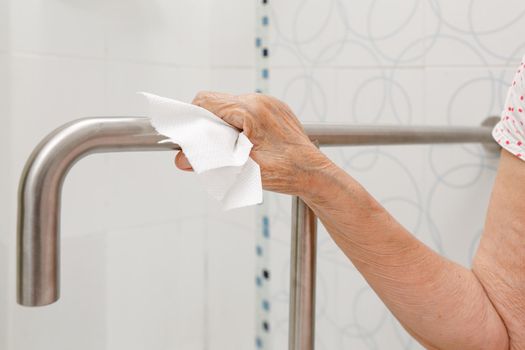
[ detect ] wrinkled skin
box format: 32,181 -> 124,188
175,91 -> 524,350
175,91 -> 330,196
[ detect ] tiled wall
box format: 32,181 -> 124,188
264,0 -> 523,349
1,0 -> 256,349
1,1 -> 12,348
3,0 -> 523,349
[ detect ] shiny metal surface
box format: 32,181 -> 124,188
289,196 -> 317,350
304,121 -> 497,146
481,116 -> 501,153
17,117 -> 178,306
16,113 -> 500,349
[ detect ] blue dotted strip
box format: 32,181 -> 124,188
255,215 -> 271,349
255,1 -> 270,349
255,0 -> 269,93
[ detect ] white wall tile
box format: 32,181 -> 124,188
8,1 -> 523,349
207,210 -> 256,349
421,147 -> 497,265
423,68 -> 502,264
0,53 -> 13,350
10,0 -> 106,57
9,55 -> 109,238
270,0 -> 426,68
0,53 -> 12,245
10,55 -> 106,171
424,67 -> 508,128
0,240 -> 8,350
269,0 -> 348,68
0,0 -> 9,52
105,0 -> 211,66
107,220 -> 206,350
13,232 -> 107,350
211,68 -> 254,93
5,1 -> 249,349
104,62 -> 213,230
336,68 -> 425,125
61,156 -> 113,238
103,151 -> 211,231
423,0 -> 525,66
106,62 -> 211,116
266,1 -> 516,349
210,0 -> 255,67
342,0 -> 426,66
422,33 -> 495,68
269,68 -> 338,123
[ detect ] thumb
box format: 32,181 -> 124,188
174,151 -> 193,171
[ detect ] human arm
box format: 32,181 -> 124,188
176,91 -> 510,349
472,149 -> 525,350
299,150 -> 510,350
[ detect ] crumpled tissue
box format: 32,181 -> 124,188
140,92 -> 263,210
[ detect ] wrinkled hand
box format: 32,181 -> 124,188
175,91 -> 331,196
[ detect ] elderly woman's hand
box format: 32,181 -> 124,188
174,91 -> 516,350
174,91 -> 331,196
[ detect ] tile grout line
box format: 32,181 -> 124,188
255,1 -> 271,349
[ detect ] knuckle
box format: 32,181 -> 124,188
253,93 -> 270,104
243,93 -> 268,113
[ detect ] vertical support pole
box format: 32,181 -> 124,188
289,196 -> 317,350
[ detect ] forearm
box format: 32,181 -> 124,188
473,150 -> 525,349
298,154 -> 508,350
185,91 -> 509,348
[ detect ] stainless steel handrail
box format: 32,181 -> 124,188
289,197 -> 318,350
17,117 -> 177,307
16,116 -> 500,349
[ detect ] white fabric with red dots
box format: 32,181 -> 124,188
492,56 -> 525,159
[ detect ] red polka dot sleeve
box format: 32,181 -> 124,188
492,57 -> 525,159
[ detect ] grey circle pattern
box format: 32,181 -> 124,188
264,0 -> 521,349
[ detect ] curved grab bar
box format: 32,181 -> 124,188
17,117 -> 177,306
16,116 -> 499,347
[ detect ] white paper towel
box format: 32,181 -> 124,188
140,92 -> 263,210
